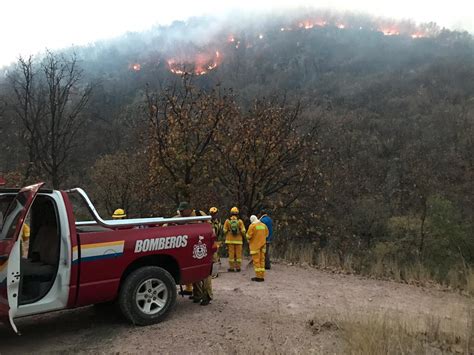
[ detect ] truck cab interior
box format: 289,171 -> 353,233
19,195 -> 61,305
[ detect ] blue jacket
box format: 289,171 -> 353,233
260,215 -> 273,243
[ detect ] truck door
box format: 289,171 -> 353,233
0,182 -> 44,333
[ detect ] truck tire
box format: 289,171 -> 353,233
118,266 -> 177,326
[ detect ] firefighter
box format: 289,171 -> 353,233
176,202 -> 213,306
224,207 -> 246,272
209,207 -> 224,278
246,215 -> 269,282
112,209 -> 126,219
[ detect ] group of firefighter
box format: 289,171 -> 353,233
112,203 -> 274,306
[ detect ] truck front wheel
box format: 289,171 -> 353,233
118,266 -> 177,325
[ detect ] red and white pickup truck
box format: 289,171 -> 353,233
0,182 -> 215,333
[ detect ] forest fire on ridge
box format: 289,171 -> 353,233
294,17 -> 429,38
168,50 -> 221,76
161,14 -> 433,75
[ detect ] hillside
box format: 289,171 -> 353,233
2,11 -> 473,166
0,10 -> 473,293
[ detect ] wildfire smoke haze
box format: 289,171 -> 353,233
124,9 -> 462,76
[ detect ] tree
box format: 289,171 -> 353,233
90,152 -> 150,217
213,98 -> 316,216
7,56 -> 45,182
39,51 -> 92,188
7,51 -> 92,188
145,75 -> 237,204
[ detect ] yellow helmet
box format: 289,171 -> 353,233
209,207 -> 218,214
230,206 -> 239,215
112,208 -> 127,219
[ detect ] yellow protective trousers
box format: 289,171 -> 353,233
227,243 -> 243,269
193,276 -> 213,300
251,248 -> 266,279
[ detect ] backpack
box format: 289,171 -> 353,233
229,219 -> 240,235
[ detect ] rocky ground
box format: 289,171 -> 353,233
0,259 -> 471,354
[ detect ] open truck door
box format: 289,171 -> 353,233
0,182 -> 44,333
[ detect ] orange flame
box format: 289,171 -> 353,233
411,32 -> 426,39
298,19 -> 326,29
380,27 -> 400,36
129,63 -> 141,71
293,16 -> 432,39
168,50 -> 221,76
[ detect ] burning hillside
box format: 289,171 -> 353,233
167,50 -> 221,76
127,11 -> 443,76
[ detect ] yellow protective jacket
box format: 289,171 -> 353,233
22,223 -> 30,241
246,221 -> 268,254
211,219 -> 224,241
224,217 -> 246,245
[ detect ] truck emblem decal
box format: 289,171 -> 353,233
134,235 -> 188,253
192,236 -> 208,260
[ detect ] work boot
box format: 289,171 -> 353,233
251,277 -> 264,282
200,297 -> 211,306
193,298 -> 202,303
227,268 -> 235,272
235,268 -> 241,272
179,290 -> 193,296
189,295 -> 194,300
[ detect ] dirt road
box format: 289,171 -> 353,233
0,260 -> 471,354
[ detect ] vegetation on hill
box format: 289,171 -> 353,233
1,10 -> 473,292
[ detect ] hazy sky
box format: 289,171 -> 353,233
1,0 -> 473,67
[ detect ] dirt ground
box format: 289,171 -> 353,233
0,259 -> 471,354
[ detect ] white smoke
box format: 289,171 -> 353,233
0,0 -> 472,67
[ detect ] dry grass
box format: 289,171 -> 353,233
467,268 -> 474,296
334,310 -> 473,354
307,307 -> 473,355
403,263 -> 432,286
340,315 -> 426,354
275,242 -> 474,295
278,242 -> 313,264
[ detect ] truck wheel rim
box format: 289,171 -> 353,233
135,278 -> 168,315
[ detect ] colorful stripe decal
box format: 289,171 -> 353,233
0,259 -> 7,284
73,240 -> 125,264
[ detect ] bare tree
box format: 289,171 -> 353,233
39,51 -> 92,188
8,52 -> 92,188
8,56 -> 45,182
